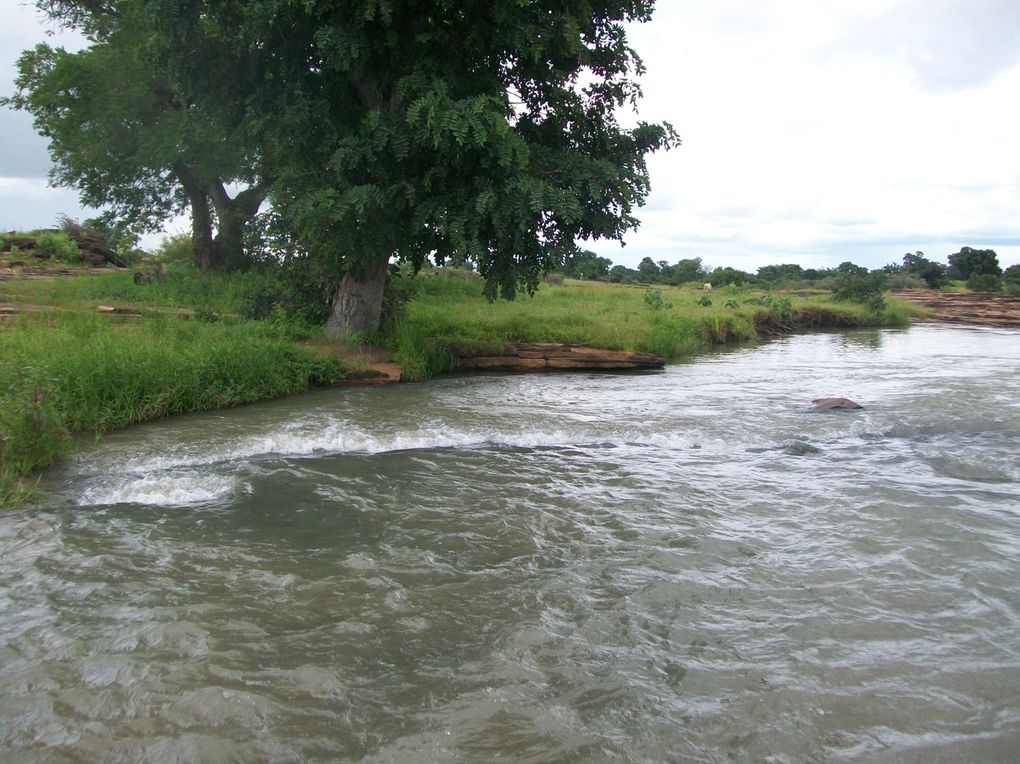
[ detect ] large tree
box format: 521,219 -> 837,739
947,247 -> 1001,281
6,1 -> 271,270
148,0 -> 676,335
20,1 -> 675,333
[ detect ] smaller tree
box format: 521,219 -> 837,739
948,247 -> 1001,281
966,273 -> 1002,293
756,263 -> 803,287
637,257 -> 661,282
1003,264 -> 1020,296
707,266 -> 752,287
831,262 -> 887,311
562,250 -> 612,280
901,251 -> 947,289
609,264 -> 637,283
671,257 -> 707,285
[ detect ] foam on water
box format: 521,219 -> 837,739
77,472 -> 245,508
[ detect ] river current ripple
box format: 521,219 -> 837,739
1,325 -> 1019,761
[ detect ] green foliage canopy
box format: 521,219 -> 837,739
7,1 -> 281,270
966,272 -> 1002,293
669,257 -> 707,284
948,247 -> 1001,281
6,38 -> 184,234
900,251 -> 947,289
562,249 -> 613,280
831,262 -> 887,311
129,0 -> 677,331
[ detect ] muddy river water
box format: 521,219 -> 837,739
1,325 -> 1018,761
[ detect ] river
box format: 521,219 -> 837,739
1,325 -> 1018,761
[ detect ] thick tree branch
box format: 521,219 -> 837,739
348,74 -> 381,109
206,177 -> 272,218
235,177 -> 273,216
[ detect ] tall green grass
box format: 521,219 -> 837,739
0,266 -> 275,316
389,273 -> 914,379
0,312 -> 340,506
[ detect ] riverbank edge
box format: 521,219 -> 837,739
0,302 -> 910,509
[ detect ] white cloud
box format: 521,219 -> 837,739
1,1 -> 1018,268
0,176 -> 97,232
827,0 -> 1020,92
611,0 -> 1020,270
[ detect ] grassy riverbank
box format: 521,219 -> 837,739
0,312 -> 340,506
1,265 -> 916,505
390,270 -> 915,379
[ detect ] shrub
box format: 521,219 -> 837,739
154,233 -> 195,267
1002,264 -> 1020,296
744,295 -> 790,317
240,258 -> 335,326
771,296 -> 792,319
543,272 -> 565,285
644,289 -> 673,311
34,231 -> 82,263
832,264 -> 887,311
967,273 -> 1002,293
886,272 -> 928,290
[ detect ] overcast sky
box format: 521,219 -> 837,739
2,0 -> 1018,270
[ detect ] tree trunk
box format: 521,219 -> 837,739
325,257 -> 389,338
174,161 -> 216,271
211,204 -> 247,271
190,192 -> 217,271
208,179 -> 270,271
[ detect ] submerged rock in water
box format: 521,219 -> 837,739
747,440 -> 822,456
783,440 -> 822,455
811,397 -> 863,411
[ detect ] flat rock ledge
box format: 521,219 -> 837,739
450,342 -> 665,372
895,289 -> 1020,328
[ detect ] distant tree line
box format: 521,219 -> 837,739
553,247 -> 1019,295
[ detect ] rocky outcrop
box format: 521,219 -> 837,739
1,230 -> 128,268
811,397 -> 863,410
451,342 -> 665,371
895,289 -> 1020,327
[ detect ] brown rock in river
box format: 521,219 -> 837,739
811,397 -> 863,410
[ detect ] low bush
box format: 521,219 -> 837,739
154,232 -> 194,267
886,272 -> 928,290
967,273 -> 1002,293
832,264 -> 887,311
1001,265 -> 1020,296
644,289 -> 673,311
34,231 -> 82,263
